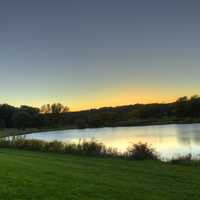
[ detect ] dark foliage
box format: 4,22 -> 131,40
12,111 -> 34,129
0,137 -> 162,161
0,137 -> 118,157
0,95 -> 200,129
170,154 -> 193,165
127,142 -> 158,160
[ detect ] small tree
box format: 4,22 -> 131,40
40,103 -> 69,114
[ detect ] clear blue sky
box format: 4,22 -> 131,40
0,0 -> 200,110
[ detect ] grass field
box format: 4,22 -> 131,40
0,149 -> 199,200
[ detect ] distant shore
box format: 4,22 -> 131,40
1,118 -> 200,138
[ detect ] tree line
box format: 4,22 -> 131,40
0,95 -> 200,129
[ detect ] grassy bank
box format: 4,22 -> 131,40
0,149 -> 199,200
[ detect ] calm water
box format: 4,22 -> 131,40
25,124 -> 200,159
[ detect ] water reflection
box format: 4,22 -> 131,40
25,123 -> 200,159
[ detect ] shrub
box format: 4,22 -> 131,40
64,143 -> 79,154
170,154 -> 193,165
44,141 -> 65,153
127,142 -> 158,160
79,139 -> 106,156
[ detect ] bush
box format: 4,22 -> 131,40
170,154 -> 193,165
45,141 -> 65,153
79,139 -> 106,155
127,142 -> 158,160
64,143 -> 79,154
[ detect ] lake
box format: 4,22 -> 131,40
24,123 -> 200,159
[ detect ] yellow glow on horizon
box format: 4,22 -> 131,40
8,94 -> 177,111
69,96 -> 176,111
6,85 -> 199,111
68,89 -> 178,111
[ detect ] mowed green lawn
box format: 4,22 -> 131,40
0,149 -> 199,200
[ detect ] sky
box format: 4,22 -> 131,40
0,0 -> 200,110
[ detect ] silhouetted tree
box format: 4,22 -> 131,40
175,96 -> 189,117
12,111 -> 33,129
0,119 -> 6,128
0,95 -> 199,130
0,104 -> 17,127
189,95 -> 200,117
40,103 -> 69,114
20,105 -> 40,114
40,104 -> 51,114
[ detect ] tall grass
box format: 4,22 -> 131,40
0,137 -> 120,157
0,137 -> 183,162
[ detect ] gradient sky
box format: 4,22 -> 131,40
0,0 -> 200,110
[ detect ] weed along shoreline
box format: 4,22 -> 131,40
0,137 -> 198,164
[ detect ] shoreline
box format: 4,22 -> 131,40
1,119 -> 200,138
